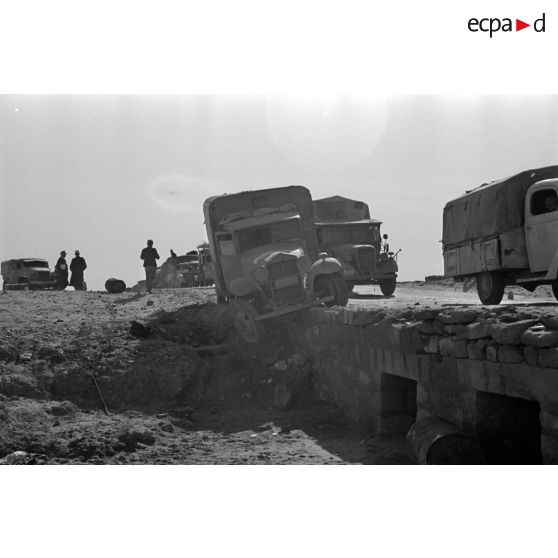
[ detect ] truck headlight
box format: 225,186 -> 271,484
296,255 -> 312,272
253,266 -> 269,282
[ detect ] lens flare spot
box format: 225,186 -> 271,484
148,175 -> 200,213
265,95 -> 388,172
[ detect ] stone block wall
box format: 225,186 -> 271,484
293,304 -> 558,463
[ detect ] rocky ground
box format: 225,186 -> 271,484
0,287 -> 409,465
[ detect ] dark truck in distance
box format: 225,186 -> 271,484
155,244 -> 214,289
203,185 -> 348,343
443,165 -> 558,304
1,258 -> 57,290
313,196 -> 399,295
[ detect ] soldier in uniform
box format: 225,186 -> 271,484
70,250 -> 87,290
140,239 -> 160,293
54,250 -> 69,290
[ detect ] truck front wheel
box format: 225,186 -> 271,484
314,274 -> 349,307
229,298 -> 265,344
476,271 -> 505,305
379,278 -> 396,296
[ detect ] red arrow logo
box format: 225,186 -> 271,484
516,19 -> 530,31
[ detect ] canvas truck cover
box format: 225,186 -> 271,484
313,196 -> 371,222
443,165 -> 558,247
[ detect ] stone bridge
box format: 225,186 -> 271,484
291,303 -> 558,464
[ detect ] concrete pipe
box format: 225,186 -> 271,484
407,417 -> 486,465
105,278 -> 127,294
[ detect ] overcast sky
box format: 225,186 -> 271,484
1,94 -> 558,290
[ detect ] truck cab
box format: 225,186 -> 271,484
204,186 -> 348,343
525,179 -> 558,274
314,196 -> 399,295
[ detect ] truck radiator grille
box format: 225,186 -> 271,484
268,258 -> 305,305
268,259 -> 298,279
356,247 -> 376,274
37,271 -> 52,280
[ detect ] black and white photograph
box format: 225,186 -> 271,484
2,93 -> 558,466
2,1 -> 558,557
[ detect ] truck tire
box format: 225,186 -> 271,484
314,274 -> 349,307
229,298 -> 265,344
105,278 -> 126,293
552,283 -> 558,302
476,271 -> 505,305
379,278 -> 396,296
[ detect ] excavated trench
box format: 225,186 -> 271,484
48,304 -> 320,415
1,301 -> 402,464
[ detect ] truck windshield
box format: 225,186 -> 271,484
319,225 -> 378,244
238,219 -> 303,253
23,260 -> 49,268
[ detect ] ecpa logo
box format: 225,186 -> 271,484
468,13 -> 546,37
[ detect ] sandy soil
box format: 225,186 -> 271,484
0,287 -> 409,465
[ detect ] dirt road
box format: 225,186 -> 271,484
348,281 -> 557,309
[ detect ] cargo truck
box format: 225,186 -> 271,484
203,186 -> 348,343
442,165 -> 558,304
313,195 -> 399,295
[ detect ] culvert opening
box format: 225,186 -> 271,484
475,391 -> 542,465
380,374 -> 417,435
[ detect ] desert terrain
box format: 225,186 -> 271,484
1,280 -> 555,465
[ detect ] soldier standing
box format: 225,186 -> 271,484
70,250 -> 87,290
54,250 -> 69,290
140,239 -> 160,294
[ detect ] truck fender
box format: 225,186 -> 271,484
229,277 -> 261,297
543,248 -> 558,281
378,258 -> 399,275
307,257 -> 343,284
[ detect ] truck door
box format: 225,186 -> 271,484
214,232 -> 243,290
525,180 -> 558,273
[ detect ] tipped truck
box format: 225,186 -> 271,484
203,185 -> 348,343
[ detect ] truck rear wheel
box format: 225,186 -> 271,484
379,278 -> 396,296
229,298 -> 265,344
476,271 -> 505,305
314,274 -> 349,307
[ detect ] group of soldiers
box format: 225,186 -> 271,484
54,250 -> 87,290
52,240 -> 158,293
51,240 -> 173,293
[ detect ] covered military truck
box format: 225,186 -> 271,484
2,258 -> 57,290
313,196 -> 399,295
203,185 -> 348,343
442,165 -> 558,304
